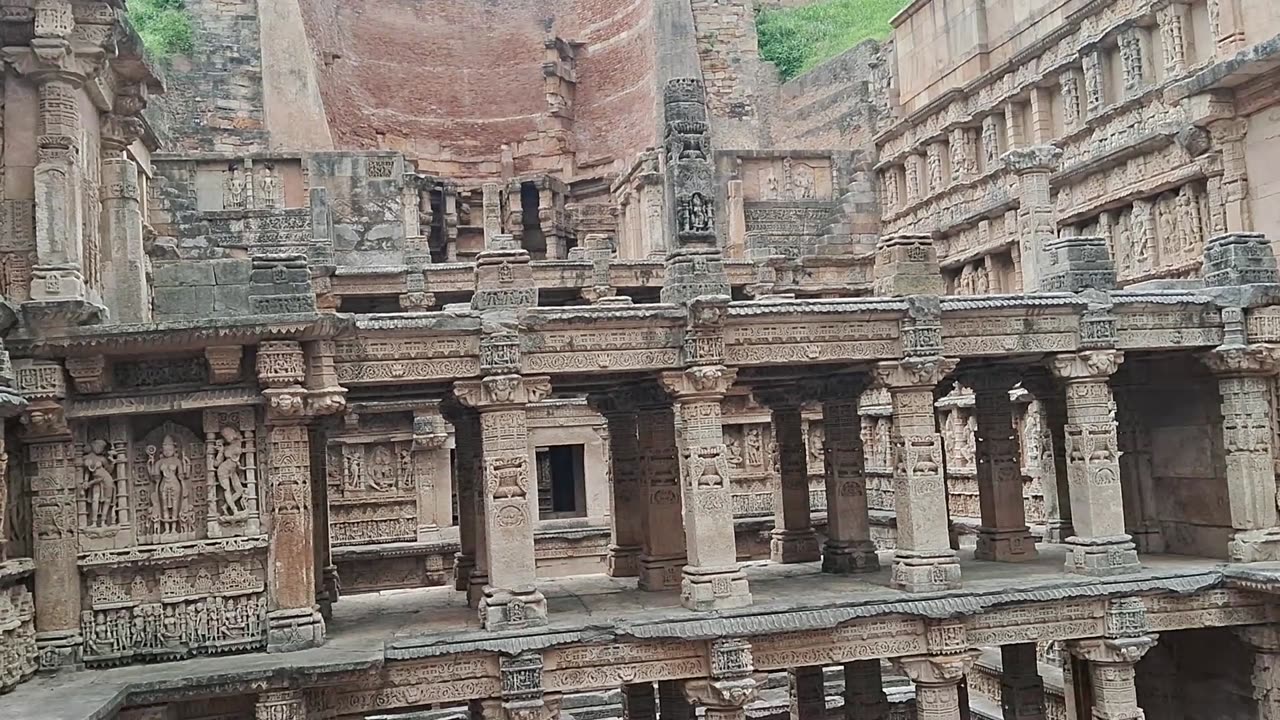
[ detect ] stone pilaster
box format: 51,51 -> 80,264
257,341 -> 327,652
659,366 -> 751,611
16,360 -> 80,670
1066,635 -> 1156,720
874,357 -> 961,592
962,368 -> 1036,562
99,156 -> 149,324
1048,351 -> 1140,576
789,666 -> 826,720
498,652 -> 563,720
634,384 -> 687,591
1003,146 -> 1063,293
894,653 -> 979,720
1023,372 -> 1073,543
454,375 -> 553,629
822,383 -> 880,574
661,680 -> 695,720
1236,625 -> 1280,720
623,683 -> 657,720
759,391 -> 819,564
1081,46 -> 1105,117
684,639 -> 764,720
843,660 -> 889,720
1202,343 -> 1280,561
255,690 -> 308,720
587,392 -> 643,577
1000,644 -> 1047,720
1155,1 -> 1190,77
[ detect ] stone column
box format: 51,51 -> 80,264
1202,344 -> 1280,562
256,690 -> 308,720
963,368 -> 1036,562
587,392 -> 643,577
1048,351 -> 1140,576
1237,625 -> 1280,720
257,341 -> 326,651
790,666 -> 826,720
412,406 -> 451,540
15,360 -> 79,669
1156,1 -> 1190,77
98,148 -> 149,324
1023,372 -> 1073,543
684,640 -> 763,720
1000,644 -> 1047,720
844,660 -> 889,720
624,683 -> 658,720
874,357 -> 961,592
1066,635 -> 1156,720
1004,146 -> 1063,293
660,366 -> 751,611
660,680 -> 695,720
821,385 -> 880,574
895,653 -> 978,720
446,403 -> 486,603
497,652 -> 563,720
455,375 -> 553,629
635,385 -> 687,591
760,391 -> 820,564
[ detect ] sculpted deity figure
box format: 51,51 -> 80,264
213,427 -> 248,517
83,439 -> 116,528
343,448 -> 364,491
397,447 -> 415,490
368,445 -> 396,491
725,433 -> 744,467
975,264 -> 990,294
224,165 -> 247,210
765,171 -> 780,200
744,426 -> 764,468
257,164 -> 283,209
808,425 -> 824,465
792,163 -> 816,199
147,435 -> 190,535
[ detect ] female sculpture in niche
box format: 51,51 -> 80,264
744,426 -> 764,468
82,438 -> 116,528
213,426 -> 248,518
147,435 -> 190,536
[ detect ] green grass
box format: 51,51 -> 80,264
126,0 -> 194,62
756,0 -> 909,81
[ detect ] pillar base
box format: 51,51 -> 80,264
680,564 -> 751,611
607,544 -> 642,578
1228,528 -> 1280,563
770,528 -> 821,564
480,585 -> 548,631
975,526 -> 1038,562
35,630 -> 82,672
267,607 -> 326,652
1043,520 -> 1074,544
639,553 -> 686,592
1063,536 -> 1141,577
822,540 -> 881,574
468,572 -> 489,609
890,550 -> 961,592
455,552 -> 475,592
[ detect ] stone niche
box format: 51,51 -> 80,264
192,158 -> 307,212
307,153 -> 410,267
73,408 -> 269,667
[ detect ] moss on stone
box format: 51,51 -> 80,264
756,0 -> 908,81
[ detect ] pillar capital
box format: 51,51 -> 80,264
1201,343 -> 1280,376
659,365 -> 737,400
1066,635 -> 1157,664
892,650 -> 979,685
1002,144 -> 1063,174
873,356 -> 957,390
1049,349 -> 1124,381
682,675 -> 765,710
455,375 -> 553,410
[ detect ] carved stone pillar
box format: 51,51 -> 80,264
455,375 -> 553,630
445,402 -> 486,604
1081,46 -> 1105,117
684,640 -> 764,720
874,357 -> 961,592
256,690 -> 308,720
1000,644 -> 1047,720
1004,146 -> 1063,293
1023,372 -> 1073,543
790,666 -> 826,720
16,360 -> 79,669
1048,351 -> 1140,576
257,341 -> 327,652
894,653 -> 979,720
498,652 -> 563,720
587,392 -> 643,577
963,368 -> 1036,562
844,660 -> 889,720
661,679 -> 695,720
660,366 -> 751,611
635,385 -> 687,591
760,392 -> 819,564
624,683 -> 658,720
1155,1 -> 1190,77
1237,625 -> 1280,720
1202,344 -> 1280,561
1208,119 -> 1254,238
822,385 -> 879,574
1066,635 -> 1156,720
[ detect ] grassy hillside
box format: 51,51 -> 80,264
126,0 -> 194,62
756,0 -> 908,81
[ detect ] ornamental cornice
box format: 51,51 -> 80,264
7,313 -> 349,357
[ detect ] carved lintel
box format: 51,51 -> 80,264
892,651 -> 979,685
205,345 -> 243,385
873,356 -> 958,389
1201,343 -> 1280,376
659,365 -> 737,399
1066,635 -> 1156,665
1048,350 -> 1124,381
64,355 -> 108,394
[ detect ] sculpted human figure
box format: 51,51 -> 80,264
224,165 -> 246,209
82,438 -> 116,527
147,435 -> 190,535
745,426 -> 764,467
725,433 -> 743,467
213,426 -> 248,517
257,164 -> 282,209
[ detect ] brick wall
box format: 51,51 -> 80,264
689,0 -> 779,148
573,0 -> 659,168
769,39 -> 892,150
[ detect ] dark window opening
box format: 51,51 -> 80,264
449,448 -> 459,526
521,182 -> 547,259
535,445 -> 586,519
339,295 -> 403,313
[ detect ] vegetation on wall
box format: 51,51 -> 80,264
126,0 -> 195,62
756,0 -> 909,81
